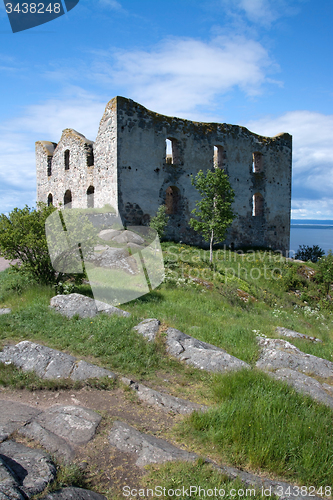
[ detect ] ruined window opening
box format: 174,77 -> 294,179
47,156 -> 52,177
214,145 -> 225,169
64,150 -> 70,170
87,185 -> 95,208
64,189 -> 72,207
87,150 -> 94,167
252,152 -> 263,173
252,192 -> 264,216
47,193 -> 53,206
166,138 -> 180,165
165,186 -> 180,215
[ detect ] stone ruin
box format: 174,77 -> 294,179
36,96 -> 292,254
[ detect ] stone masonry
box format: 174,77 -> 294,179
36,96 -> 292,253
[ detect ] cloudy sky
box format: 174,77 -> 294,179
0,0 -> 332,218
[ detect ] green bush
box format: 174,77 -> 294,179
295,244 -> 325,263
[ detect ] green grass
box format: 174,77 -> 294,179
141,459 -> 279,500
177,369 -> 333,487
1,242 -> 333,490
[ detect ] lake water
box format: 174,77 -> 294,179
290,220 -> 333,255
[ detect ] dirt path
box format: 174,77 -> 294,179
0,384 -> 180,498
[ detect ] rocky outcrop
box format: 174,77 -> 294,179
132,318 -> 160,341
19,405 -> 102,460
256,336 -> 333,408
275,327 -> 322,343
166,328 -> 250,373
49,293 -> 130,319
0,440 -> 56,498
121,377 -> 208,414
41,487 -> 107,500
0,341 -> 116,381
256,337 -> 333,379
267,367 -> 333,408
108,421 -> 197,466
0,308 -> 11,316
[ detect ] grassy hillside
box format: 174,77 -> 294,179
0,242 -> 332,494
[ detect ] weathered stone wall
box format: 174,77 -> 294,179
36,129 -> 94,209
112,97 -> 292,253
36,96 -> 292,253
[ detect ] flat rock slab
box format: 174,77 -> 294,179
50,293 -> 130,319
0,308 -> 11,316
19,405 -> 102,460
266,368 -> 333,408
94,300 -> 130,318
50,294 -> 98,319
212,462 -> 323,500
0,455 -> 25,500
256,337 -> 333,379
166,328 -> 250,373
0,341 -> 116,381
41,487 -> 107,500
0,440 -> 56,498
121,377 -> 208,414
275,327 -> 322,343
0,401 -> 41,443
132,319 -> 160,341
109,421 -> 197,467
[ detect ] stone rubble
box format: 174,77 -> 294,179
166,327 -> 251,372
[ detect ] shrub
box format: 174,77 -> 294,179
294,244 -> 325,263
149,204 -> 169,239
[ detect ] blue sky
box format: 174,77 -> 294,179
0,0 -> 332,218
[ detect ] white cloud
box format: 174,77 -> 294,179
98,0 -> 124,11
104,35 -> 278,119
219,0 -> 302,28
246,111 -> 333,217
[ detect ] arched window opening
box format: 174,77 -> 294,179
165,138 -> 180,165
87,150 -> 94,167
252,152 -> 263,173
47,156 -> 52,177
87,185 -> 95,208
214,145 -> 225,169
64,190 -> 72,207
165,186 -> 180,215
47,193 -> 53,206
252,193 -> 264,216
64,150 -> 70,170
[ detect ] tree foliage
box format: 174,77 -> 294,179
316,250 -> 333,296
0,203 -> 58,284
149,204 -> 169,239
0,203 -> 96,285
294,244 -> 325,263
189,168 -> 235,262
